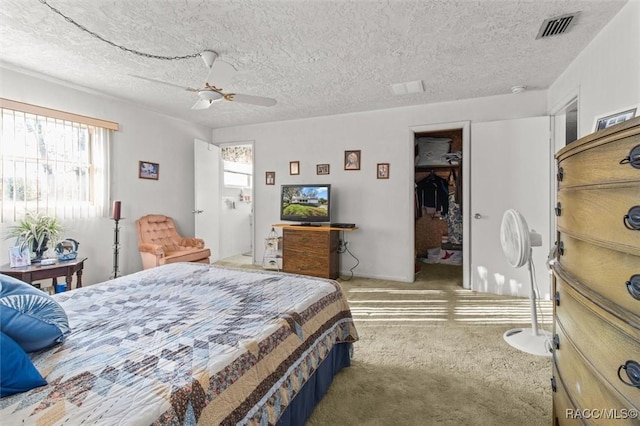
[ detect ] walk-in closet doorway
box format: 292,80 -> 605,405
410,122 -> 470,288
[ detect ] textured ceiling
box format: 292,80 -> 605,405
0,0 -> 628,129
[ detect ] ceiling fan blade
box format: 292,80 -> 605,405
226,93 -> 277,107
130,74 -> 198,92
191,98 -> 212,110
206,59 -> 236,88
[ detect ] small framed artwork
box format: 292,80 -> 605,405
316,164 -> 330,175
290,161 -> 300,175
344,150 -> 361,170
9,246 -> 31,268
594,107 -> 637,132
377,163 -> 390,179
139,161 -> 159,180
265,171 -> 275,185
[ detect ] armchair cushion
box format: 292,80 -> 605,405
178,238 -> 205,249
138,243 -> 164,255
161,249 -> 211,264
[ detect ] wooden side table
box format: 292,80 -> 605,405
0,257 -> 87,293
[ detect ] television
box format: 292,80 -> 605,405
280,184 -> 331,224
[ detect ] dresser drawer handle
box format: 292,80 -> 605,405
627,275 -> 640,300
556,167 -> 564,182
617,360 -> 640,388
553,334 -> 560,350
550,376 -> 557,392
554,202 -> 562,217
557,241 -> 564,256
623,205 -> 640,230
554,291 -> 561,306
620,144 -> 640,169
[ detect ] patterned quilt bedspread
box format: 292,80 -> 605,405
0,263 -> 358,425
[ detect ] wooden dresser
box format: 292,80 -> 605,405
282,227 -> 339,279
552,117 -> 640,424
273,224 -> 358,279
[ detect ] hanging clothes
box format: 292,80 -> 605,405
447,168 -> 462,204
445,191 -> 463,243
416,172 -> 449,218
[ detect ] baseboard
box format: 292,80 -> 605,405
339,271 -> 413,282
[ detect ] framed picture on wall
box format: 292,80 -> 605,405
139,161 -> 159,180
594,106 -> 637,132
290,161 -> 300,175
377,163 -> 389,179
316,164 -> 330,175
265,171 -> 275,185
344,150 -> 361,170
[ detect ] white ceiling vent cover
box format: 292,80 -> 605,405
536,12 -> 580,39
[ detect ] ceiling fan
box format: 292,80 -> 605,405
132,50 -> 277,109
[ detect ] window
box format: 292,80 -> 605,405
223,170 -> 252,188
222,145 -> 252,188
0,101 -> 115,223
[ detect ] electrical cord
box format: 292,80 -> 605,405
39,0 -> 203,61
337,231 -> 347,255
339,239 -> 359,281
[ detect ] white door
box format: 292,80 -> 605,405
194,139 -> 220,261
470,117 -> 550,298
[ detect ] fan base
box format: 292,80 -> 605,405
503,328 -> 553,357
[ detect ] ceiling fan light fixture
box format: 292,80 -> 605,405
198,90 -> 223,102
200,50 -> 218,69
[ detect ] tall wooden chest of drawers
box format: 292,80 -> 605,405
552,117 -> 640,424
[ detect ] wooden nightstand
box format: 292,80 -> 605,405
0,257 -> 87,293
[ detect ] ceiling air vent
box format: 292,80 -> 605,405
536,12 -> 580,39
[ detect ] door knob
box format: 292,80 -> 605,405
192,209 -> 204,214
474,213 -> 482,219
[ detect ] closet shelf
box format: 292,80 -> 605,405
415,164 -> 460,172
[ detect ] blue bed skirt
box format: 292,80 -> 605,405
277,342 -> 353,425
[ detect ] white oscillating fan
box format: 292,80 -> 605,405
500,209 -> 552,357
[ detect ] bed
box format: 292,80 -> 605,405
0,263 -> 358,425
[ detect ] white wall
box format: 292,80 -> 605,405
0,67 -> 212,286
212,91 -> 548,282
220,186 -> 252,258
549,0 -> 640,138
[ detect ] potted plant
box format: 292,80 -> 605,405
4,212 -> 64,262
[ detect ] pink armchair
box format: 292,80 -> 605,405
136,214 -> 211,269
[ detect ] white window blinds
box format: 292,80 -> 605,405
0,101 -> 115,223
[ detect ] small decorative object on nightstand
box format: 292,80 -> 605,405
56,238 -> 79,261
8,246 -> 30,268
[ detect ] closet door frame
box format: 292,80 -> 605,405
410,121 -> 470,288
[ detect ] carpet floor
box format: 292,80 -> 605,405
213,260 -> 553,425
